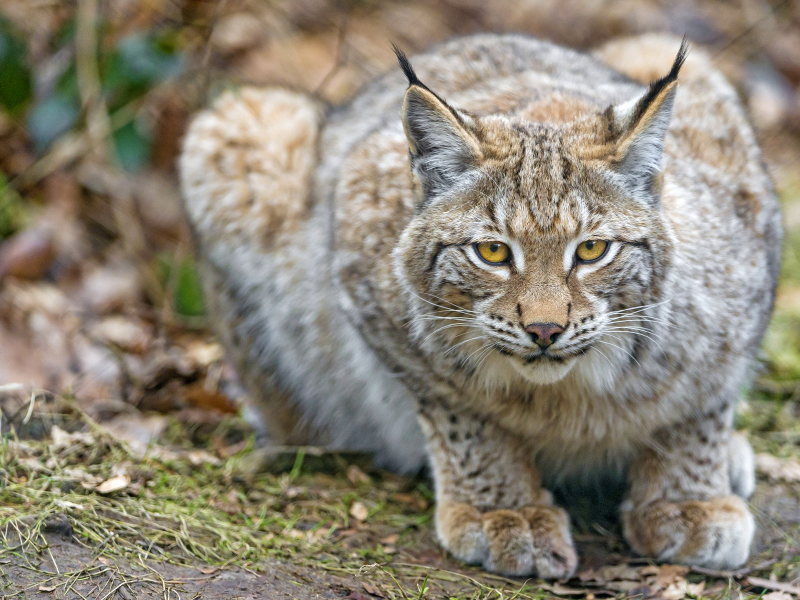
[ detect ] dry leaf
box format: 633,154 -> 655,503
350,501 -> 369,521
607,581 -> 643,592
187,449 -> 222,466
50,425 -> 94,450
643,564 -> 690,587
185,341 -> 225,367
38,584 -> 57,593
579,564 -> 641,583
347,464 -> 371,485
539,583 -> 589,596
687,581 -> 706,597
55,500 -> 85,511
0,224 -> 56,281
379,534 -> 399,545
392,493 -> 428,511
90,316 -> 151,354
661,582 -> 688,600
762,592 -> 793,600
756,453 -> 800,482
362,582 -> 387,597
286,528 -> 305,539
96,474 -> 131,494
308,527 -> 329,542
211,13 -> 264,54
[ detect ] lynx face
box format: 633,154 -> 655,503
393,47 -> 682,385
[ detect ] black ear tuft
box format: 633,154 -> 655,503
392,44 -> 422,88
633,37 -> 688,123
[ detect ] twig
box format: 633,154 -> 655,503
690,559 -> 778,580
313,11 -> 350,99
746,576 -> 800,596
712,0 -> 792,59
21,389 -> 36,425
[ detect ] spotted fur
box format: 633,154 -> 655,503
180,34 -> 782,575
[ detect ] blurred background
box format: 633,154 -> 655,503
0,0 -> 799,451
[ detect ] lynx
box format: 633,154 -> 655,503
179,33 -> 781,576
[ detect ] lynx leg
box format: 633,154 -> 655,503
623,404 -> 754,569
728,431 -> 755,499
421,400 -> 577,578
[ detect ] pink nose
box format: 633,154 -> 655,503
524,323 -> 565,348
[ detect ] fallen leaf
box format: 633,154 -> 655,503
643,564 -> 689,588
38,584 -> 57,592
50,425 -> 93,450
661,582 -> 688,600
539,583 -> 590,596
0,224 -> 55,281
607,581 -> 642,592
361,582 -> 387,597
687,581 -> 705,597
184,341 -> 224,367
762,592 -> 793,600
625,586 -> 652,600
182,384 -> 237,414
347,464 -> 371,485
286,528 -> 305,539
579,564 -> 641,583
55,500 -> 85,511
79,261 -> 142,314
392,493 -> 428,511
90,316 -> 151,354
379,534 -> 399,545
350,501 -> 369,521
308,527 -> 329,542
336,528 -> 357,538
187,449 -> 222,466
211,13 -> 264,54
756,453 -> 800,482
96,474 -> 131,494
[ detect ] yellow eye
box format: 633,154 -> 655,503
576,240 -> 608,262
476,241 -> 511,264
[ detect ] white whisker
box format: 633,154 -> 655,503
595,339 -> 641,368
420,323 -> 472,345
444,335 -> 486,356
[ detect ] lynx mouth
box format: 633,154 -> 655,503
509,350 -> 577,384
524,352 -> 566,364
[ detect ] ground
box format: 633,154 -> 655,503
1,0 -> 800,598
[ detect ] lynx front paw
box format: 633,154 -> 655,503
622,496 -> 754,569
436,502 -> 577,578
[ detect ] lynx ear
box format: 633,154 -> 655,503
394,46 -> 482,204
605,39 -> 688,204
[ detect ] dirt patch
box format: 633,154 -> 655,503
2,534 -> 354,599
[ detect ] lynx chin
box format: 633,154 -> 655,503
180,33 -> 781,576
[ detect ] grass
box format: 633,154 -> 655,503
0,395 -> 798,599
0,396 -> 520,598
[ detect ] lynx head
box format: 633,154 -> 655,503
393,42 -> 686,387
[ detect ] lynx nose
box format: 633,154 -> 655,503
525,323 -> 565,348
